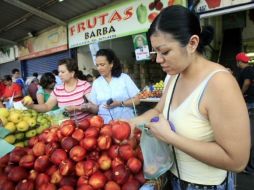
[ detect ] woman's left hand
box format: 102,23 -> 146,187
145,114 -> 174,143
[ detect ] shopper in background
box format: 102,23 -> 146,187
236,52 -> 254,109
12,68 -> 25,95
24,58 -> 98,122
28,77 -> 39,104
0,78 -> 6,98
36,72 -> 58,110
1,75 -> 23,102
52,69 -> 62,86
236,52 -> 254,176
86,74 -> 94,84
130,5 -> 250,190
91,48 -> 140,124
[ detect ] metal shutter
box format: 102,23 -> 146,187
23,50 -> 71,78
0,60 -> 21,78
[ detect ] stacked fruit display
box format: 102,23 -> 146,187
0,116 -> 145,190
0,108 -> 51,147
138,80 -> 164,99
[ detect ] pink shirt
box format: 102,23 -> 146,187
52,79 -> 92,121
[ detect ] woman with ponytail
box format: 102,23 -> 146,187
130,5 -> 250,190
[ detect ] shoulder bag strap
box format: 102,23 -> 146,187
166,74 -> 184,189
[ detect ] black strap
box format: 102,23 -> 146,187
166,75 -> 184,190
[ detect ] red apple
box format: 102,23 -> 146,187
59,176 -> 77,187
112,164 -> 130,185
108,144 -> 119,159
60,123 -> 75,137
98,154 -> 112,170
72,128 -> 85,141
61,119 -> 76,126
61,136 -> 79,151
50,169 -> 62,184
112,121 -> 131,142
36,173 -> 50,188
77,119 -> 90,130
127,157 -> 142,174
59,186 -> 74,190
85,127 -> 99,138
75,160 -> 98,177
0,174 -> 8,186
44,131 -> 59,143
45,142 -> 60,155
32,142 -> 46,157
119,144 -> 134,160
28,136 -> 39,147
9,147 -> 27,163
80,137 -> 97,150
88,171 -> 107,189
122,179 -> 140,190
97,135 -> 112,150
59,159 -> 75,176
134,171 -> 146,184
38,183 -> 56,190
50,149 -> 67,165
15,179 -> 34,190
77,184 -> 93,190
34,155 -> 50,172
105,180 -> 121,190
89,115 -> 104,129
8,166 -> 28,182
4,164 -> 15,174
19,154 -> 35,168
46,165 -> 58,176
111,157 -> 124,169
0,154 -> 9,167
103,169 -> 113,181
69,146 -> 86,162
1,180 -> 15,190
100,124 -> 112,136
77,176 -> 88,186
28,169 -> 38,181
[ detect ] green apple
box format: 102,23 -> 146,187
15,133 -> 25,140
16,121 -> 29,132
4,135 -> 16,144
25,129 -> 37,138
27,118 -> 36,127
4,122 -> 16,133
0,108 -> 9,118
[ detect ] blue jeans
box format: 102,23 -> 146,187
171,172 -> 235,190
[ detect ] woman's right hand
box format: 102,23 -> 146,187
22,99 -> 34,109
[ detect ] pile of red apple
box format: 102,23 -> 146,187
0,115 -> 146,190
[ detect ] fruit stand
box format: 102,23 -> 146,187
0,105 -> 152,190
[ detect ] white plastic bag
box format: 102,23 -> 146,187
138,124 -> 173,179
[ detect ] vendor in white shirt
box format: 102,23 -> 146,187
91,49 -> 140,124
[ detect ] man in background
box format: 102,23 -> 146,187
52,69 -> 62,86
236,52 -> 254,175
12,68 -> 25,95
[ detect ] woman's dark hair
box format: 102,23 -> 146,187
96,49 -> 122,77
3,75 -> 12,81
40,72 -> 56,89
148,5 -> 214,54
58,58 -> 79,78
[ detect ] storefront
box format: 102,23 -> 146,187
17,26 -> 72,78
0,47 -> 20,78
68,0 -> 187,91
190,0 -> 254,73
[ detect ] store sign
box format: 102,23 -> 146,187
132,33 -> 150,61
68,0 -> 187,48
194,0 -> 253,13
18,26 -> 68,60
0,47 -> 15,64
